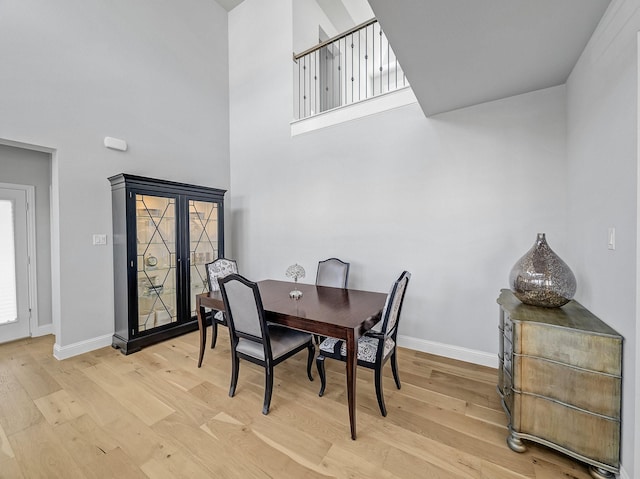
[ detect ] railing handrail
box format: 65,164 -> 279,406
293,18 -> 377,62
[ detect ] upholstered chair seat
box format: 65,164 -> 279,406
319,336 -> 396,364
237,325 -> 314,361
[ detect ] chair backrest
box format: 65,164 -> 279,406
206,258 -> 238,292
378,271 -> 411,338
218,274 -> 267,343
316,258 -> 350,288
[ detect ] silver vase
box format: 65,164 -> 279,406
509,233 -> 576,308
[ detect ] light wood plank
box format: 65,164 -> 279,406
80,447 -> 148,479
0,421 -> 14,462
0,456 -> 24,479
53,414 -> 120,466
9,421 -> 86,478
34,389 -> 86,426
0,381 -> 44,436
10,353 -> 62,400
82,362 -> 175,426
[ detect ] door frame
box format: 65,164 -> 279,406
0,182 -> 38,337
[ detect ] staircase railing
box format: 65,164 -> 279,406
293,18 -> 408,120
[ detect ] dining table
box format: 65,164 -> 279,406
195,279 -> 388,440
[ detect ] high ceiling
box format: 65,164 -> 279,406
219,0 -> 610,116
368,0 -> 611,116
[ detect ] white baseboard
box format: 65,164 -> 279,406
397,335 -> 498,369
619,465 -> 629,479
53,333 -> 113,360
32,323 -> 53,337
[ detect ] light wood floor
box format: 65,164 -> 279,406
0,330 -> 594,478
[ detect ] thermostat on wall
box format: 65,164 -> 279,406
104,136 -> 128,151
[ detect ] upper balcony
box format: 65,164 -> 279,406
291,17 -> 416,135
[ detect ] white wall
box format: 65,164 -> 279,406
230,0 -> 568,365
566,0 -> 640,476
0,0 -> 230,351
293,0 -> 338,53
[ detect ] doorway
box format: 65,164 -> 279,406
0,143 -> 53,342
0,185 -> 32,342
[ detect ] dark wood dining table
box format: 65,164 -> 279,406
195,279 -> 388,440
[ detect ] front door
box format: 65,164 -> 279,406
0,186 -> 30,342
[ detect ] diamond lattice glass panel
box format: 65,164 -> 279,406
136,195 -> 177,331
189,200 -> 219,315
0,200 -> 17,325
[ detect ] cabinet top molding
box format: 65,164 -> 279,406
108,173 -> 227,197
497,289 -> 621,339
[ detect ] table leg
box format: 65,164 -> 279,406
197,303 -> 207,368
346,330 -> 357,440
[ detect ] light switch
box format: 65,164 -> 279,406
93,234 -> 107,245
608,227 -> 615,250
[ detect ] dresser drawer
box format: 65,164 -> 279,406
502,368 -> 513,415
497,355 -> 505,395
512,392 -> 620,469
503,335 -> 513,376
503,313 -> 513,338
515,323 -> 621,375
512,355 -> 620,418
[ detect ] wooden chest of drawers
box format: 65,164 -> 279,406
497,289 -> 622,478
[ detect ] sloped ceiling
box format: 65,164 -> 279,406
368,0 -> 611,116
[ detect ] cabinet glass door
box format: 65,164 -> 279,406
136,194 -> 177,332
188,199 -> 219,316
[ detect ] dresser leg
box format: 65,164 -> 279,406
589,466 -> 615,479
506,432 -> 527,453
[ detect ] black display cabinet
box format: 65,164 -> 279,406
109,174 -> 225,354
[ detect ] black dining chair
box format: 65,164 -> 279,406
219,273 -> 315,415
314,258 -> 350,344
198,258 -> 238,368
316,271 -> 411,416
316,257 -> 350,288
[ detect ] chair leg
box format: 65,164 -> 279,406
197,309 -> 207,368
263,365 -> 274,415
316,355 -> 326,396
374,366 -> 387,417
306,343 -> 315,381
391,351 -> 401,389
229,353 -> 239,397
211,321 -> 219,349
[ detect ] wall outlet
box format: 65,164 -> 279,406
93,234 -> 107,245
607,227 -> 615,250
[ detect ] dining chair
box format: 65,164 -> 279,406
316,257 -> 350,288
198,258 -> 238,368
314,258 -> 350,344
219,273 -> 315,415
316,270 -> 411,417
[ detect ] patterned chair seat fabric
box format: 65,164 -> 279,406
319,336 -> 395,364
